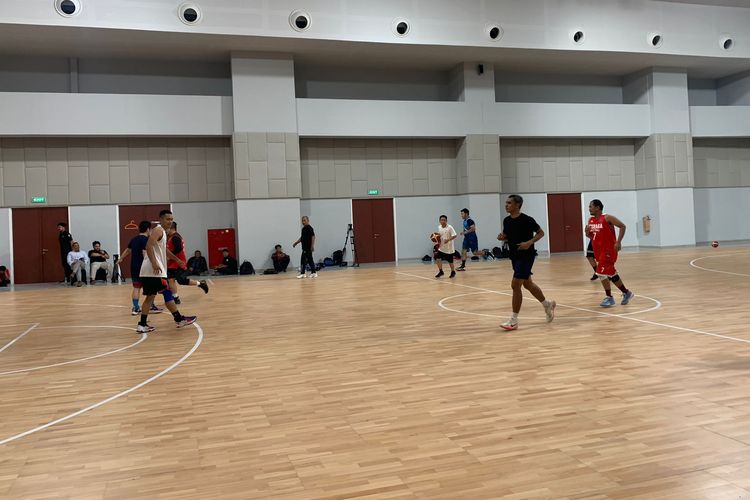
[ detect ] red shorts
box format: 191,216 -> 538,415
595,250 -> 618,277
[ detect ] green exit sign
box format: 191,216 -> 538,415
31,197 -> 47,203
367,189 -> 380,195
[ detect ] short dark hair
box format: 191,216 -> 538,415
159,209 -> 173,218
138,220 -> 151,232
507,194 -> 524,207
439,214 -> 448,220
92,240 -> 101,246
171,221 -> 178,230
461,208 -> 469,215
221,248 -> 229,253
195,250 -> 201,255
58,222 -> 67,228
591,199 -> 604,210
274,244 -> 282,249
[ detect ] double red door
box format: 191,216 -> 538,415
547,193 -> 584,253
352,199 -> 396,263
12,207 -> 69,284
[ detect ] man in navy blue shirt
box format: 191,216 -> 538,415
118,220 -> 162,316
458,208 -> 484,271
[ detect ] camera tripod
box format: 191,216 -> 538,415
342,223 -> 359,267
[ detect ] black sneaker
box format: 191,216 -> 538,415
435,270 -> 444,279
449,270 -> 456,279
174,296 -> 181,305
198,280 -> 209,294
457,266 -> 466,272
590,274 -> 598,281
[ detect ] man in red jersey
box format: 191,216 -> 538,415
166,222 -> 209,304
586,199 -> 634,307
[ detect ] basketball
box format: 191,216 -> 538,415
430,232 -> 440,243
711,241 -> 719,248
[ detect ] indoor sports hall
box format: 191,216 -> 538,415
2,1 -> 750,498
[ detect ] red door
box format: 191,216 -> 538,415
547,193 -> 584,253
352,199 -> 396,263
207,228 -> 236,268
118,204 -> 170,278
12,207 -> 69,284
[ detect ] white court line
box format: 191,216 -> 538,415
0,323 -> 39,354
0,326 -> 147,376
395,271 -> 750,345
690,255 -> 750,278
0,323 -> 204,446
438,290 -> 661,321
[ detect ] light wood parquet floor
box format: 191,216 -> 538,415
1,246 -> 750,499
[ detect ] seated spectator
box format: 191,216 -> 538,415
88,240 -> 111,284
215,249 -> 238,275
187,250 -> 208,275
271,244 -> 290,272
67,241 -> 89,287
0,265 -> 10,287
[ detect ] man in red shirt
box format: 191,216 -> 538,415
166,222 -> 209,304
586,199 -> 634,307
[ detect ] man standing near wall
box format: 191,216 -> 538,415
293,216 -> 317,279
497,195 -> 556,331
58,222 -> 73,283
586,199 -> 634,307
458,208 -> 484,271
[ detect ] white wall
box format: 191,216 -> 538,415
69,205 -> 119,261
499,193 -> 549,254
694,187 -> 750,243
300,199 -> 352,263
636,189 -> 661,247
394,196 -> 462,260
231,55 -> 297,133
171,201 -> 237,259
0,93 -> 233,136
688,79 -> 717,106
690,106 -> 750,137
582,191 -> 639,248
717,71 -> 750,106
460,194 -> 503,251
0,208 -> 10,276
658,188 -> 696,246
495,73 -> 623,104
236,198 -> 301,270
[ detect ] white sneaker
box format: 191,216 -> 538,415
500,318 -> 518,331
297,274 -> 307,279
310,272 -> 318,278
544,300 -> 556,323
136,324 -> 155,334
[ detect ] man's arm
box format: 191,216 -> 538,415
311,235 -> 316,252
462,222 -> 477,236
119,248 -> 131,261
517,228 -> 545,250
67,252 -> 75,266
605,214 -> 626,251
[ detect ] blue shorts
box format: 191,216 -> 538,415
462,238 -> 478,252
511,255 -> 535,280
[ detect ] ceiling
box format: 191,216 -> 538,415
658,0 -> 750,7
1,23 -> 749,79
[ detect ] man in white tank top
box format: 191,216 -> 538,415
136,209 -> 197,334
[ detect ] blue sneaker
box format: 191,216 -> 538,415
600,296 -> 616,308
621,290 -> 634,305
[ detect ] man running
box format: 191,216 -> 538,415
497,195 -> 556,331
166,221 -> 209,304
119,220 -> 163,316
136,210 -> 196,333
586,199 -> 634,307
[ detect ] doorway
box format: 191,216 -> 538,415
118,204 -> 171,278
547,193 -> 584,253
12,207 -> 69,284
351,199 -> 396,263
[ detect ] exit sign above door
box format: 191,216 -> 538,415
367,189 -> 380,195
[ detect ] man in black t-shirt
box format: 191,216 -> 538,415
292,216 -> 316,278
215,249 -> 238,275
88,241 -> 111,283
497,194 -> 556,331
58,222 -> 73,283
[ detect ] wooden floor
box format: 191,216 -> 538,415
2,246 -> 750,499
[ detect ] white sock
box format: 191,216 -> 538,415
511,312 -> 518,321
542,300 -> 550,307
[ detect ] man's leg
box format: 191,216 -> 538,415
459,248 -> 467,270
435,253 -> 444,278
523,278 -> 556,323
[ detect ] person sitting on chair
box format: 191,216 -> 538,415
0,265 -> 10,287
186,250 -> 208,275
271,244 -> 290,272
67,241 -> 89,287
214,249 -> 238,275
88,241 -> 111,284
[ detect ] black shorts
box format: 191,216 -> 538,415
436,251 -> 454,262
141,277 -> 168,296
586,240 -> 595,258
511,255 -> 535,280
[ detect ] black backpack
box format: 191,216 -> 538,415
239,261 -> 255,275
492,244 -> 510,259
332,250 -> 344,265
